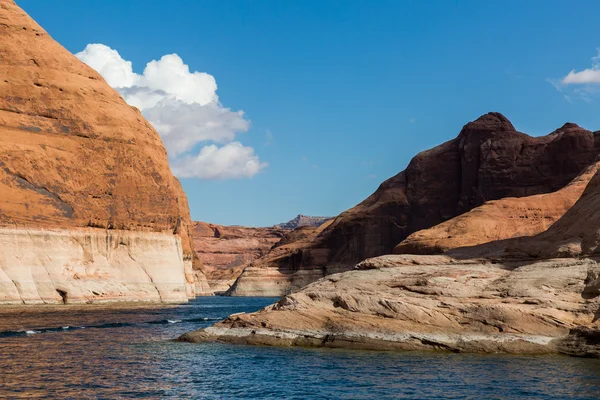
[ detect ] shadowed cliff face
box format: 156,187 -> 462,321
313,113 -> 600,266
447,156 -> 600,260
395,158 -> 600,255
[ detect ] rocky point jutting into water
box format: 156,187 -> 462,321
0,0 -> 201,304
227,113 -> 600,297
181,115 -> 600,357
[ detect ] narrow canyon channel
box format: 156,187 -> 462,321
0,297 -> 600,399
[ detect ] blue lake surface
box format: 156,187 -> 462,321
1,296 -> 600,399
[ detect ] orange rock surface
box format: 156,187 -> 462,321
395,160 -> 600,254
192,222 -> 287,293
227,114 -> 600,296
0,0 -> 199,303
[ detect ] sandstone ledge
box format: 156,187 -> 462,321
179,255 -> 600,357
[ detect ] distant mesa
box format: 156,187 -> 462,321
274,215 -> 331,230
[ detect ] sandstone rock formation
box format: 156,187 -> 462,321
226,221 -> 334,296
275,215 -> 331,230
179,254 -> 600,357
0,0 -> 201,303
182,131 -> 600,357
192,222 -> 287,294
448,155 -> 600,261
228,113 -> 600,296
394,159 -> 600,254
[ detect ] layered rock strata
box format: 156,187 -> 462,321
228,114 -> 600,296
182,156 -> 600,357
179,255 -> 600,357
274,215 -> 331,230
0,0 -> 201,303
0,228 -> 189,304
192,222 -> 287,294
226,222 -> 334,297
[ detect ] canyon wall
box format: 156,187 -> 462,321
0,228 -> 189,304
192,222 -> 287,294
0,0 -> 201,303
228,113 -> 600,296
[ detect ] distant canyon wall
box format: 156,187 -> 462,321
192,222 -> 287,294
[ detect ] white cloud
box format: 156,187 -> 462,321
75,43 -> 266,179
563,69 -> 600,84
171,142 -> 267,179
562,49 -> 600,84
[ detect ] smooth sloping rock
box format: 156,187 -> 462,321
315,117 -> 599,266
179,255 -> 600,356
449,154 -> 600,260
0,0 -> 202,303
395,159 -> 600,254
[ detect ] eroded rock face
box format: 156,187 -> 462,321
0,228 -> 189,304
316,115 -> 599,266
179,255 -> 600,356
228,113 -> 600,296
448,155 -> 600,260
0,0 -> 200,303
185,123 -> 600,355
226,221 -> 335,297
395,160 -> 600,254
192,222 -> 287,294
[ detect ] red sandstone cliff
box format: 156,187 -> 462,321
192,222 -> 287,293
0,0 -> 199,303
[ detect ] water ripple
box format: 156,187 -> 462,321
0,297 -> 599,399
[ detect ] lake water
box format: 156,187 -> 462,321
1,297 -> 600,399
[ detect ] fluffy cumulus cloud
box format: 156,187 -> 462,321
75,43 -> 267,179
171,142 -> 266,179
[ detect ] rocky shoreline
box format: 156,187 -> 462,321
178,255 -> 600,357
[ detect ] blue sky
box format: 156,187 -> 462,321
18,0 -> 600,226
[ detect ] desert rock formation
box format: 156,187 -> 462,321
0,0 -> 201,303
228,114 -> 600,296
274,215 -> 330,230
192,222 -> 287,294
182,129 -> 600,356
180,254 -> 600,357
395,159 -> 600,254
226,221 -> 334,296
